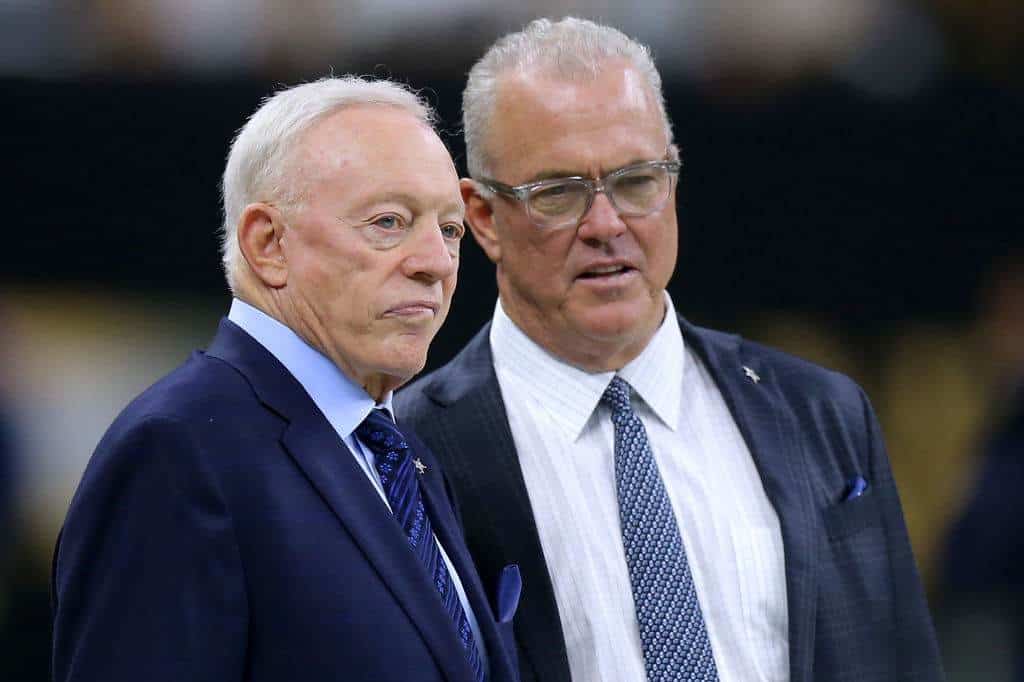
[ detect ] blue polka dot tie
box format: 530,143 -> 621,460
356,409 -> 485,682
602,376 -> 719,681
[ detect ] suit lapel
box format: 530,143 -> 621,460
680,317 -> 818,682
411,430 -> 517,682
206,319 -> 473,682
281,415 -> 475,682
423,327 -> 572,682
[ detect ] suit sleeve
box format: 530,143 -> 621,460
858,388 -> 946,679
52,414 -> 247,682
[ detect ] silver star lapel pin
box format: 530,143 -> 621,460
413,458 -> 427,475
743,365 -> 761,384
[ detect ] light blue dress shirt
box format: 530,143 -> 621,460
228,298 -> 488,672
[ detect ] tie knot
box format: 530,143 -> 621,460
355,408 -> 408,456
601,376 -> 634,416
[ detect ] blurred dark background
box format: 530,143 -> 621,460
2,0 -> 1022,679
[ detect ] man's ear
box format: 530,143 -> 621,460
461,178 -> 501,264
237,203 -> 288,288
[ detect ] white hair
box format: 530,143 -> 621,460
220,76 -> 436,291
463,17 -> 673,180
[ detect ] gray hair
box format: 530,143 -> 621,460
220,76 -> 436,291
463,17 -> 673,180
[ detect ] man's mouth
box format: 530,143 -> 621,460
382,301 -> 440,317
577,264 -> 635,279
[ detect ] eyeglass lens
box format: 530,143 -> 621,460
527,165 -> 672,227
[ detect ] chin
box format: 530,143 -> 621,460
576,302 -> 655,339
380,344 -> 429,380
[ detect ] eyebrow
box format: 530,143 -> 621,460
353,192 -> 464,215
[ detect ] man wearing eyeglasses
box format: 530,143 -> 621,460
397,17 -> 943,682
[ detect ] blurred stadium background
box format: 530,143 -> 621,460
1,0 -> 1022,679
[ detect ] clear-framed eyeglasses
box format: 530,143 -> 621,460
475,158 -> 681,230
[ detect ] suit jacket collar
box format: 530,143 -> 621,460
205,319 -> 504,682
226,297 -> 391,443
423,315 -> 819,682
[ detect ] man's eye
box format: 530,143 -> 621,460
441,222 -> 465,240
538,184 -> 570,197
372,214 -> 403,230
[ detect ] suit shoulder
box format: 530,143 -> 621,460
682,319 -> 870,425
88,352 -> 263,477
701,329 -> 887,477
726,334 -> 875,439
741,333 -> 868,403
742,337 -> 863,398
113,351 -> 258,426
396,366 -> 443,421
686,320 -> 862,398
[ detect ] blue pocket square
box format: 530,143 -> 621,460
844,475 -> 868,501
496,564 -> 521,624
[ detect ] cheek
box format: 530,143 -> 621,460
437,274 -> 457,319
518,233 -> 574,282
643,222 -> 678,284
293,239 -> 361,289
313,266 -> 377,333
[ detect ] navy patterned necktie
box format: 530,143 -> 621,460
356,409 -> 485,682
602,376 -> 719,681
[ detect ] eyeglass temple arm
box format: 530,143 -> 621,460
474,177 -> 521,198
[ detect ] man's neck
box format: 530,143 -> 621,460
496,296 -> 666,374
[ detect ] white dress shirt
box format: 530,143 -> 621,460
490,295 -> 789,682
228,298 -> 488,672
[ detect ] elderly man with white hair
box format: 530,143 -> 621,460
51,76 -> 520,682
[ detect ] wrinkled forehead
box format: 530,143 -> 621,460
298,106 -> 443,170
285,106 -> 458,200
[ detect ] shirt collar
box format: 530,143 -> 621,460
489,293 -> 684,440
228,298 -> 393,439
618,294 -> 685,431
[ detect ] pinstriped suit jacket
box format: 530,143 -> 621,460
396,315 -> 945,682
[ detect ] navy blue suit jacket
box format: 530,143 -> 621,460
51,319 -> 519,682
396,316 -> 944,682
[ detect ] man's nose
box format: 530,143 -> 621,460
576,191 -> 627,244
402,222 -> 458,282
